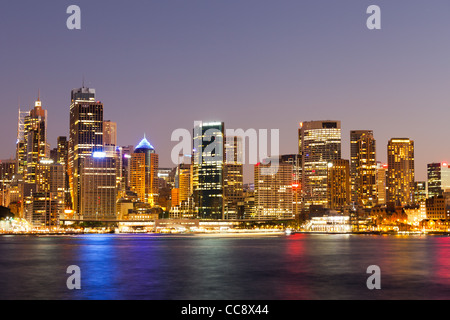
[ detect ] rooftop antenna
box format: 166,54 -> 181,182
82,75 -> 85,88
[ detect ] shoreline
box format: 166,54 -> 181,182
1,230 -> 449,237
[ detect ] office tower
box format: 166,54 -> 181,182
57,137 -> 68,166
36,159 -> 65,219
130,137 -> 159,206
254,160 -> 294,220
56,136 -> 71,210
387,138 -> 415,206
193,122 -> 225,220
355,131 -> 377,208
16,106 -> 30,176
79,153 -> 117,219
68,87 -> 103,216
376,162 -> 387,205
350,130 -> 373,203
299,121 -> 341,209
118,145 -> 134,191
0,160 -> 16,207
103,120 -> 117,147
327,159 -> 350,211
427,162 -> 450,198
280,154 -> 302,218
24,96 -> 48,184
223,136 -> 244,219
414,181 -> 427,203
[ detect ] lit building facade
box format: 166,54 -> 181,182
254,161 -> 294,220
223,136 -> 244,219
193,122 -> 225,220
130,137 -> 159,206
299,121 -> 341,209
327,159 -> 350,211
376,162 -> 387,205
352,131 -> 377,208
427,162 -> 450,198
387,138 -> 415,206
68,87 -> 104,216
79,154 -> 117,219
36,159 -> 65,218
24,97 -> 48,184
350,130 -> 373,203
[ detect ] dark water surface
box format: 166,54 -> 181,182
1,233 -> 449,300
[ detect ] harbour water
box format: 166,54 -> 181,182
0,233 -> 449,300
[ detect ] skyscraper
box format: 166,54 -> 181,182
427,162 -> 450,198
103,120 -> 117,147
350,130 -> 377,208
387,138 -> 415,206
356,131 -> 377,208
36,159 -> 65,219
299,121 -> 341,209
24,96 -> 48,184
193,121 -> 224,220
376,162 -> 388,206
79,153 -> 118,220
223,136 -> 244,219
327,159 -> 350,211
68,87 -> 104,216
130,137 -> 159,206
254,160 -> 294,220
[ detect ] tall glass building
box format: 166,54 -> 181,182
68,87 -> 104,216
193,121 -> 224,220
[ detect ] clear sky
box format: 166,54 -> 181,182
1,0 -> 449,182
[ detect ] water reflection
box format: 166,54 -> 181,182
1,234 -> 450,300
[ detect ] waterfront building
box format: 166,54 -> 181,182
425,196 -> 449,220
298,121 -> 341,209
24,192 -> 59,229
387,138 -> 415,206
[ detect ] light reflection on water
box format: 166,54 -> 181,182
0,234 -> 450,300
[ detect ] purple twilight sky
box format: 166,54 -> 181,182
1,0 -> 449,182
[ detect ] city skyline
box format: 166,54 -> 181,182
1,1 -> 450,183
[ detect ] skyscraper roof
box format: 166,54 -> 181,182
135,136 -> 154,151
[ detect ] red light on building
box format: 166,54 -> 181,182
382,164 -> 388,169
443,162 -> 448,167
292,183 -> 299,188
